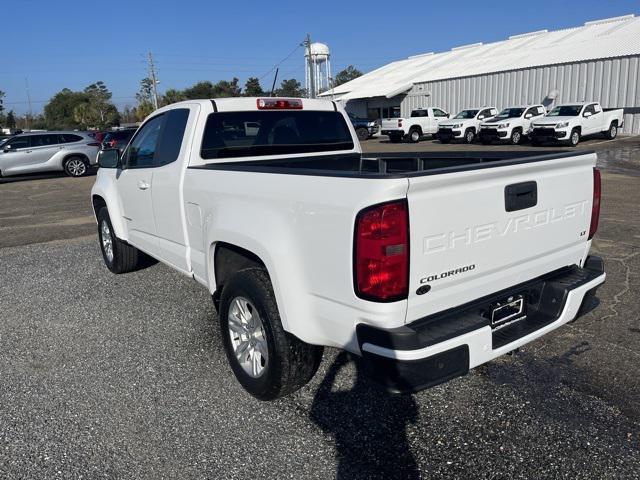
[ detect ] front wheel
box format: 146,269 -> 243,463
219,268 -> 323,400
64,156 -> 88,177
97,207 -> 151,274
569,129 -> 580,147
355,128 -> 369,141
464,129 -> 475,144
510,129 -> 522,145
606,123 -> 618,140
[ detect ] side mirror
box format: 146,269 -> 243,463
478,115 -> 485,120
98,148 -> 121,169
525,113 -> 533,119
583,111 -> 592,118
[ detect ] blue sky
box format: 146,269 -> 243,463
2,0 -> 638,114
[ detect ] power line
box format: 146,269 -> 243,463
258,43 -> 303,80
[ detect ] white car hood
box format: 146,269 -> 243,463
534,116 -> 577,126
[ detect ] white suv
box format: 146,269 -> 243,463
0,131 -> 100,177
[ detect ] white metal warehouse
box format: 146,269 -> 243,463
321,14 -> 640,134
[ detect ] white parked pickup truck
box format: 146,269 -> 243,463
380,107 -> 449,143
530,102 -> 624,146
437,107 -> 499,144
479,105 -> 546,145
91,97 -> 606,400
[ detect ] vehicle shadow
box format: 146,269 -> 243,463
0,168 -> 97,184
309,351 -> 421,480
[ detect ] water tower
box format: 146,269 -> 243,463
304,38 -> 331,98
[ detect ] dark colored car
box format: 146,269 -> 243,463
348,113 -> 378,141
102,129 -> 137,152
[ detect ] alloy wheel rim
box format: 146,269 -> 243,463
228,296 -> 268,378
513,132 -> 520,143
572,132 -> 579,144
100,220 -> 114,263
68,159 -> 86,176
412,131 -> 419,141
610,126 -> 616,138
466,132 -> 473,142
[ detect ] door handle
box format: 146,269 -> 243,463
137,180 -> 150,190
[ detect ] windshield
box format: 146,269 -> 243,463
201,111 -> 354,159
453,110 -> 479,119
548,105 -> 582,117
495,108 -> 525,119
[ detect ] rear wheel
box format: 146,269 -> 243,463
64,156 -> 88,177
464,128 -> 475,144
569,128 -> 580,147
510,129 -> 522,145
408,128 -> 421,143
97,207 -> 151,274
355,127 -> 369,141
219,268 -> 323,400
606,123 -> 618,140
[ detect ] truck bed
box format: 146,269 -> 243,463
190,151 -> 586,178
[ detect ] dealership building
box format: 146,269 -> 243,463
321,14 -> 640,134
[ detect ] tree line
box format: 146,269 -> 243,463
0,65 -> 362,132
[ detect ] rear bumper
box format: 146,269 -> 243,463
381,129 -> 405,136
356,256 -> 606,394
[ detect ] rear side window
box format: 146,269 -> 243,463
59,133 -> 84,143
410,110 -> 428,117
30,134 -> 60,147
200,111 -> 354,159
155,109 -> 189,166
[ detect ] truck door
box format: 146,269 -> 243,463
116,114 -> 165,256
584,104 -> 601,135
150,106 -> 197,273
433,108 -> 449,133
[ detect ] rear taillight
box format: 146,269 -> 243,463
354,200 -> 409,302
256,98 -> 303,110
588,167 -> 601,240
398,120 -> 402,128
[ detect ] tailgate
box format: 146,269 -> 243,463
406,152 -> 597,322
381,118 -> 401,130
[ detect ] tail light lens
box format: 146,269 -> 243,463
588,167 -> 601,240
398,120 -> 403,128
354,200 -> 409,301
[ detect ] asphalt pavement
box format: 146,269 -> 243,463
0,138 -> 639,479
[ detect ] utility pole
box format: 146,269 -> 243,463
25,77 -> 32,130
303,34 -> 316,99
147,52 -> 160,110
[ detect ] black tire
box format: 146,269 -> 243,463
389,134 -> 402,143
464,128 -> 475,144
569,128 -> 580,147
355,128 -> 369,141
407,128 -> 421,143
510,129 -> 522,145
97,207 -> 146,274
605,122 -> 618,140
64,156 -> 88,177
219,268 -> 323,400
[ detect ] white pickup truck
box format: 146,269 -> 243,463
380,107 -> 449,143
530,102 -> 624,146
437,107 -> 499,144
92,97 -> 606,400
479,105 -> 546,145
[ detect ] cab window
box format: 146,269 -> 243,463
29,134 -> 60,147
433,109 -> 448,117
3,137 -> 30,150
155,109 -> 190,167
